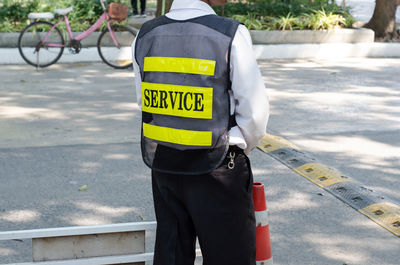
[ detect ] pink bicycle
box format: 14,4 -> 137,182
18,0 -> 136,69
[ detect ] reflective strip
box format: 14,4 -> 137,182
141,82 -> 213,119
143,123 -> 212,147
256,258 -> 273,265
255,210 -> 269,227
144,57 -> 216,76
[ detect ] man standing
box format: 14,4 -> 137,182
131,0 -> 146,17
132,0 -> 269,264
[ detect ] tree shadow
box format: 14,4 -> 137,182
253,58 -> 400,264
250,152 -> 400,265
0,63 -> 140,149
1,59 -> 400,264
0,142 -> 154,263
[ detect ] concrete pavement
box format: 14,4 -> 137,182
0,59 -> 399,264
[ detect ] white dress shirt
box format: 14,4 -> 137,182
132,0 -> 269,154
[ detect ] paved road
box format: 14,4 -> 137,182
0,59 -> 399,264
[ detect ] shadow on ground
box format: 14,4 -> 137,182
1,59 -> 399,264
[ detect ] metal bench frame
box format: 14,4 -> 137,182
0,222 -> 157,265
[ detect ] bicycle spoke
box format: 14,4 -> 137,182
18,21 -> 64,68
97,24 -> 136,69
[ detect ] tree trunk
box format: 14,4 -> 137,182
364,0 -> 399,39
156,0 -> 174,17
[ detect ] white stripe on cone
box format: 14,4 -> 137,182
255,209 -> 269,227
256,258 -> 274,265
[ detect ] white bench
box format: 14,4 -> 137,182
0,222 -> 157,265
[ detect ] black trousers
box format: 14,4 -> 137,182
151,146 -> 256,265
131,0 -> 146,14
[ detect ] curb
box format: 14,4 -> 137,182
254,42 -> 400,59
250,28 -> 375,44
2,42 -> 400,65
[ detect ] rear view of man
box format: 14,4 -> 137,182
132,0 -> 269,264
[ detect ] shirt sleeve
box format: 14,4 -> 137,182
131,35 -> 142,109
229,24 -> 269,154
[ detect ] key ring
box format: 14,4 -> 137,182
227,152 -> 235,169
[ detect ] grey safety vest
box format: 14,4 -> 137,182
135,14 -> 240,174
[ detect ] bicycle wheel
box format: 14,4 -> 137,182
97,24 -> 136,69
18,21 -> 64,68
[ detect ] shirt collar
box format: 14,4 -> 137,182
169,0 -> 216,15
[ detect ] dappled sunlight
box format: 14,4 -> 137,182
74,202 -> 136,217
296,135 -> 400,159
320,247 -> 367,264
292,134 -> 400,201
112,102 -> 140,111
258,58 -> 400,209
0,210 -> 41,223
84,127 -> 102,132
103,153 -> 132,160
302,233 -> 395,263
373,186 -> 400,200
63,214 -> 112,226
0,106 -> 68,120
342,217 -> 384,230
78,162 -> 101,174
104,71 -> 133,78
62,202 -> 139,226
53,199 -> 143,226
0,247 -> 16,256
368,112 -> 400,123
24,94 -> 55,100
293,135 -> 400,188
252,168 -> 271,176
0,63 -> 138,148
268,191 -> 319,211
97,112 -> 135,121
0,97 -> 14,103
345,86 -> 400,96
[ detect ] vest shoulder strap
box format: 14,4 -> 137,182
137,14 -> 241,39
189,15 -> 241,39
137,15 -> 173,39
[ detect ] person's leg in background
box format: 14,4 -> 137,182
140,0 -> 146,17
131,0 -> 138,16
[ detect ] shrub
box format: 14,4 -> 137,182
303,9 -> 346,30
214,0 -> 347,18
0,0 -> 130,32
230,10 -> 350,31
231,14 -> 267,30
214,0 -> 353,31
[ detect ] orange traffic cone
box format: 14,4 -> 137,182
253,182 -> 273,265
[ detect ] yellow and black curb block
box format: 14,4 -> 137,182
257,134 -> 400,237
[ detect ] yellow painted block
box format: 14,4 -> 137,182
295,163 -> 352,188
257,134 -> 299,153
360,202 -> 400,237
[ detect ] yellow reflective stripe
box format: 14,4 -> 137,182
141,82 -> 213,119
143,123 -> 212,147
144,57 -> 216,76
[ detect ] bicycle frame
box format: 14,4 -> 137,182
42,5 -> 119,48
